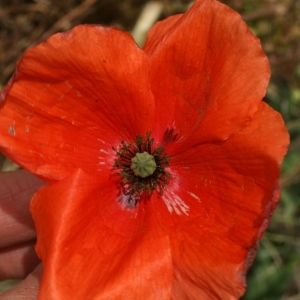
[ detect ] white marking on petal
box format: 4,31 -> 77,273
98,138 -> 106,144
66,80 -> 72,88
174,195 -> 189,215
163,194 -> 174,214
8,122 -> 15,136
187,191 -> 201,202
76,90 -> 82,97
163,193 -> 189,216
100,149 -> 109,154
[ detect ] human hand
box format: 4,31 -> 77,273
0,170 -> 45,299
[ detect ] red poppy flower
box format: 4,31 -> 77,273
0,0 -> 289,299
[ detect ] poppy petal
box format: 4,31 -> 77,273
158,102 -> 288,298
0,25 -> 154,181
144,0 -> 270,150
31,169 -> 173,299
31,102 -> 288,299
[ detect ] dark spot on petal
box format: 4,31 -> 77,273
162,127 -> 178,145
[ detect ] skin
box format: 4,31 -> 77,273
0,170 -> 45,299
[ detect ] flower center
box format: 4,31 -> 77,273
113,132 -> 170,205
131,152 -> 156,178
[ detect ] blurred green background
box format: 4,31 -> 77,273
0,0 -> 299,299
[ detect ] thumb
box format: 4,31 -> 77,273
0,263 -> 42,299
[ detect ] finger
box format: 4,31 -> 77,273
0,263 -> 42,300
0,240 -> 40,280
0,170 -> 45,248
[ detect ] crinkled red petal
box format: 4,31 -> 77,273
0,25 -> 154,182
157,102 -> 289,298
31,169 -> 173,299
31,103 -> 289,300
144,0 -> 270,152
